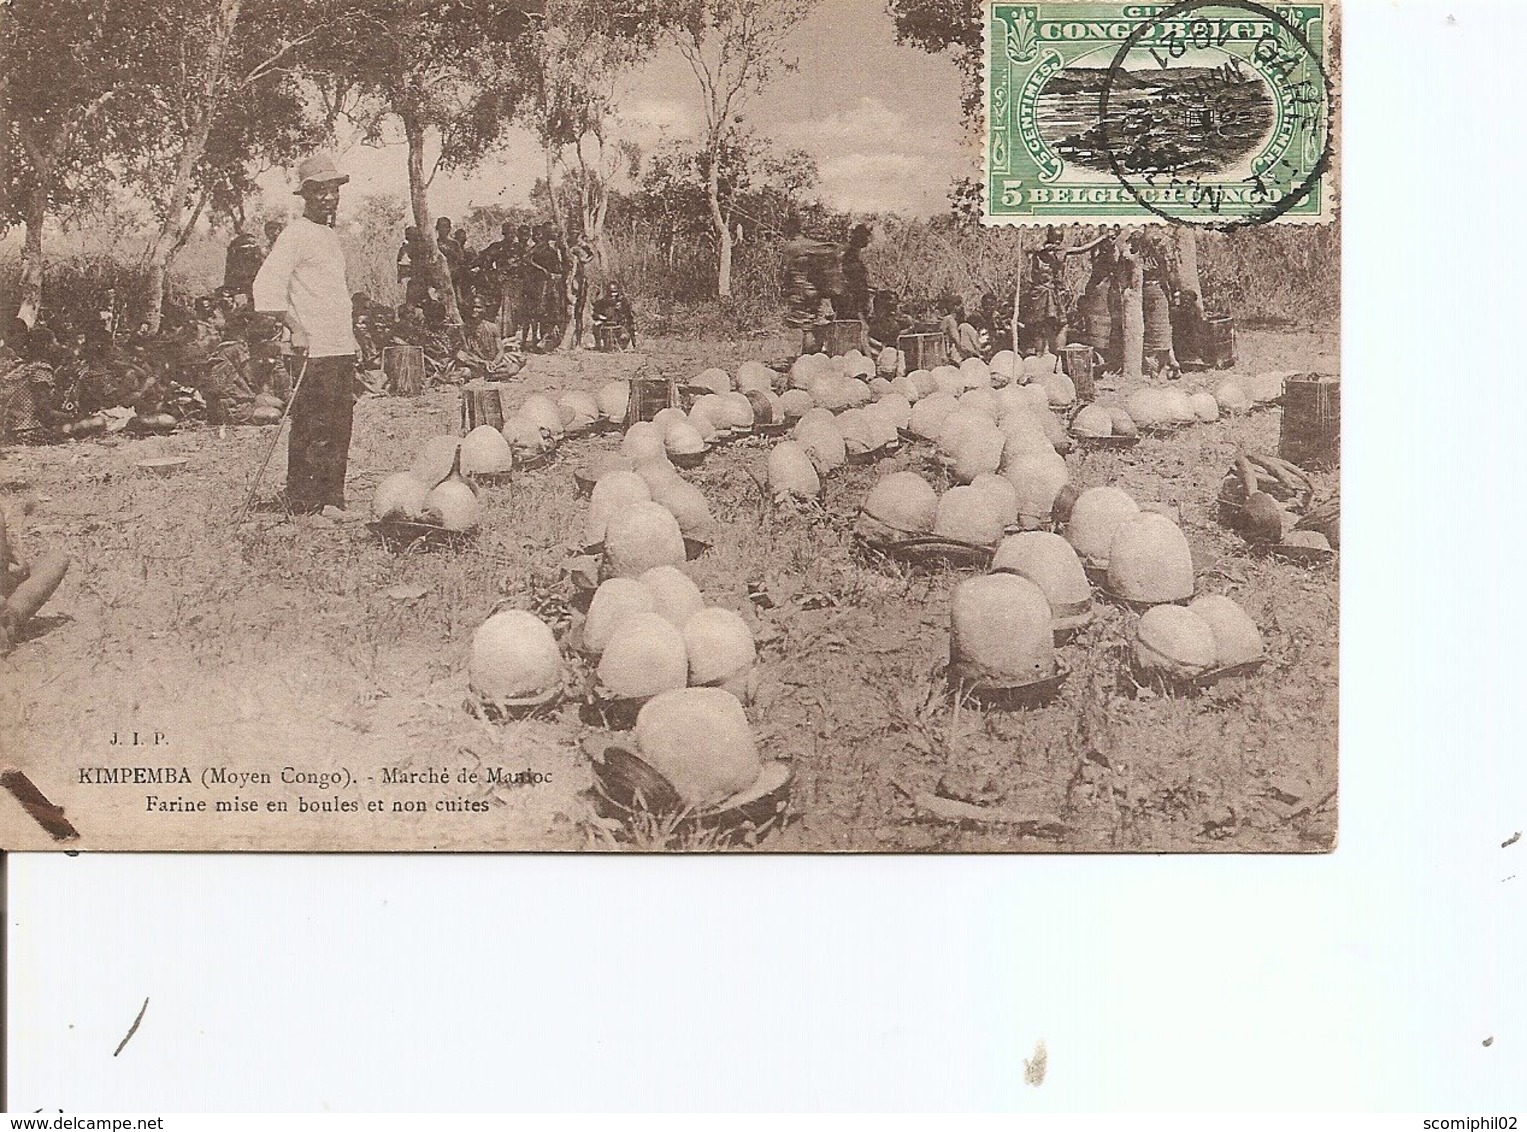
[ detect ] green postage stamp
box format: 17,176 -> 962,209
983,1 -> 1337,226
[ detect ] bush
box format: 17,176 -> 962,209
2,196 -> 1337,337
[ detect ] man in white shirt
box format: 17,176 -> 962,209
252,152 -> 359,514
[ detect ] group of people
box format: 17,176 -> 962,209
394,217 -> 636,354
778,217 -> 1195,380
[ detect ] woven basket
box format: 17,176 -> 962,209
623,376 -> 679,429
1279,374 -> 1339,469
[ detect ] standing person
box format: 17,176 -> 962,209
528,223 -> 566,350
223,228 -> 265,306
515,225 -> 541,349
397,226 -> 430,309
837,224 -> 873,321
1136,230 -> 1182,379
1026,225 -> 1110,356
252,152 -> 360,516
567,233 -> 595,349
452,226 -> 476,311
781,216 -> 835,352
479,222 -> 518,340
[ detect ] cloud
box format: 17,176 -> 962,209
774,96 -> 969,217
619,97 -> 703,151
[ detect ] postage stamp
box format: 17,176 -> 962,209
983,1 -> 1337,226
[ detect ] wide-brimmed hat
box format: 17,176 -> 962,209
293,152 -> 350,194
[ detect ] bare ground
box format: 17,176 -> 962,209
0,328 -> 1337,852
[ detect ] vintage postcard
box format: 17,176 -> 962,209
0,0 -> 1338,852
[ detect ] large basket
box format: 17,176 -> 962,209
1060,344 -> 1098,403
898,332 -> 946,373
383,345 -> 425,396
623,376 -> 679,428
460,383 -> 507,433
820,319 -> 868,356
1203,314 -> 1236,369
1278,373 -> 1340,469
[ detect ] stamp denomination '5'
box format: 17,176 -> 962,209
984,1 -> 1336,227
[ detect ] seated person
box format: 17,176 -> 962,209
866,289 -> 910,354
392,305 -> 427,348
975,291 -> 1010,356
453,306 -> 524,380
1,322 -> 63,440
591,282 -> 637,350
351,292 -> 382,371
0,506 -> 69,655
938,293 -> 983,362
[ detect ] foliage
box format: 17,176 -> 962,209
631,132 -> 819,245
887,0 -> 984,124
0,0 -> 159,228
520,0 -> 674,272
665,0 -> 820,294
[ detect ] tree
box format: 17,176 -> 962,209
667,0 -> 818,298
1,0 -> 160,325
634,132 -> 818,265
304,0 -> 541,329
887,0 -> 983,123
133,0 -> 348,331
527,0 -> 669,274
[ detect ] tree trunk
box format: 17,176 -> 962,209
583,186 -> 610,277
541,142 -> 577,351
16,177 -> 48,328
1010,230 -> 1023,360
144,0 -> 243,333
1172,227 -> 1206,361
401,105 -> 461,328
1121,245 -> 1144,382
145,131 -> 213,332
705,142 -> 731,298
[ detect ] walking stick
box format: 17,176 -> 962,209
235,351 -> 311,525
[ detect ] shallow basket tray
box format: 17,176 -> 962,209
861,534 -> 995,570
136,457 -> 189,476
591,744 -> 794,831
1136,422 -> 1191,437
1260,541 -> 1336,565
1131,655 -> 1266,694
756,420 -> 791,437
947,660 -> 1069,711
467,686 -> 562,722
584,691 -> 655,732
472,470 -> 513,487
367,519 -> 477,550
1095,581 -> 1196,611
1069,432 -> 1140,449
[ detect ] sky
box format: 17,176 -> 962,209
257,0 -> 975,225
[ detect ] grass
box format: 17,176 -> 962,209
0,324 -> 1336,852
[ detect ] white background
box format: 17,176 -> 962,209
7,0 -> 1527,1113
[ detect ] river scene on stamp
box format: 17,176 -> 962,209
1038,55 -> 1276,180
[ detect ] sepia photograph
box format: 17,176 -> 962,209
0,0 -> 1338,852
